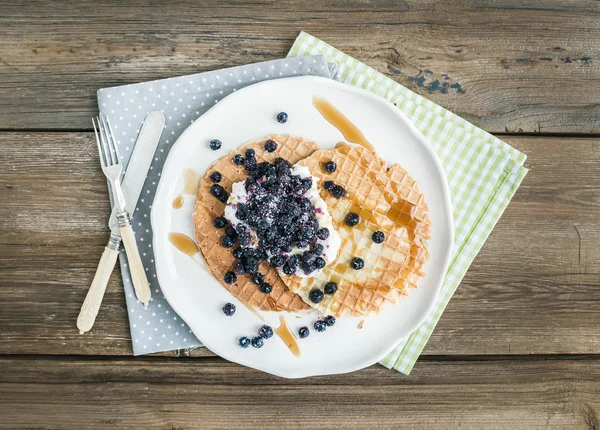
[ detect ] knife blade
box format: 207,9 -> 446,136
77,110 -> 165,334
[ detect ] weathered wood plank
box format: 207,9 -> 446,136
0,356 -> 598,428
1,132 -> 599,356
0,0 -> 598,132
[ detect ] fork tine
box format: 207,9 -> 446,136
104,115 -> 122,163
98,115 -> 114,165
92,117 -> 107,167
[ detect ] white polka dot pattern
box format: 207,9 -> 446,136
96,55 -> 338,356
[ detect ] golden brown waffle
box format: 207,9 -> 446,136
282,143 -> 431,317
192,135 -> 317,312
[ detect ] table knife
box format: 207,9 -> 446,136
77,110 -> 165,334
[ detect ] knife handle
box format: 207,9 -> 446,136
118,212 -> 151,306
77,236 -> 120,334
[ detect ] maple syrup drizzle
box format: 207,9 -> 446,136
313,96 -> 374,151
358,320 -> 365,329
168,232 -> 199,256
172,195 -> 184,209
274,315 -> 301,357
172,169 -> 201,210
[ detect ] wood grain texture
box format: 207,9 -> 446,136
1,132 -> 599,356
0,0 -> 599,132
0,356 -> 598,429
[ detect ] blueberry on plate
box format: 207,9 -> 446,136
325,161 -> 337,173
213,216 -> 227,229
209,139 -> 222,150
239,336 -> 251,348
232,154 -> 245,165
351,257 -> 365,270
222,303 -> 236,316
251,336 -> 264,348
221,235 -> 235,248
209,171 -> 222,183
345,212 -> 360,227
372,231 -> 385,244
258,325 -> 274,339
331,185 -> 346,199
316,228 -> 330,240
324,282 -> 338,294
314,320 -> 327,332
223,271 -> 237,284
308,288 -> 324,304
324,315 -> 336,327
323,180 -> 335,191
252,273 -> 264,285
264,139 -> 278,152
298,326 -> 310,339
277,111 -> 288,123
260,282 -> 273,294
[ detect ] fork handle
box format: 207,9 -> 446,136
118,212 -> 151,306
77,236 -> 120,334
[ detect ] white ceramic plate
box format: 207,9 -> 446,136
151,76 -> 453,378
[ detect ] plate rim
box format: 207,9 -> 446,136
151,75 -> 454,378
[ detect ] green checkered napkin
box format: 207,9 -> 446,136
288,32 -> 528,374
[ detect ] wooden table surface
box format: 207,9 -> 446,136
1,1 -> 599,428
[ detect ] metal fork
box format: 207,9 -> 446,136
92,116 -> 151,306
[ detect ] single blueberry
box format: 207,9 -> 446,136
276,111 -> 288,123
232,154 -> 245,165
314,257 -> 326,269
324,315 -> 336,327
314,320 -> 327,333
282,263 -> 296,275
233,247 -> 243,259
260,282 -> 273,294
264,139 -> 278,152
331,185 -> 346,199
210,184 -> 225,199
345,212 -> 360,227
312,244 -> 324,255
372,231 -> 385,244
213,217 -> 227,229
223,271 -> 237,284
225,226 -> 238,239
324,282 -> 338,294
238,232 -> 251,247
209,171 -> 222,183
236,205 -> 248,220
239,336 -> 251,348
222,303 -> 236,316
316,228 -> 330,240
233,260 -> 245,275
270,255 -> 285,268
209,139 -> 222,150
323,180 -> 335,191
221,236 -> 235,248
325,161 -> 337,173
252,273 -> 264,285
258,325 -> 274,339
308,289 -> 324,304
245,148 -> 256,159
351,257 -> 365,270
251,336 -> 264,348
298,326 -> 310,339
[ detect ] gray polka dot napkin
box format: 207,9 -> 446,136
97,55 -> 339,355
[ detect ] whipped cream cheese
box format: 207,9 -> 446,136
225,164 -> 341,278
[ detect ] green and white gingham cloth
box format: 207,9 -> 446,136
288,32 -> 528,374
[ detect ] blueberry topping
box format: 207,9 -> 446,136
251,336 -> 264,348
315,257 -> 326,269
213,216 -> 227,228
252,273 -> 264,285
282,263 -> 296,275
269,255 -> 285,268
223,271 -> 237,284
325,161 -> 337,173
259,282 -> 273,294
221,236 -> 235,248
245,148 -> 256,159
276,112 -> 288,123
209,171 -> 222,183
312,243 -> 324,254
331,185 -> 346,199
233,260 -> 245,275
298,326 -> 310,339
323,180 -> 335,191
258,325 -> 274,339
225,226 -> 238,239
351,257 -> 365,270
316,228 -> 330,240
324,282 -> 338,294
232,154 -> 245,165
236,205 -> 248,220
233,247 -> 243,259
308,289 -> 324,304
314,320 -> 327,333
222,302 -> 236,316
239,336 -> 251,348
209,139 -> 222,150
372,231 -> 385,243
324,315 -> 336,327
345,212 -> 360,227
264,139 -> 278,152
